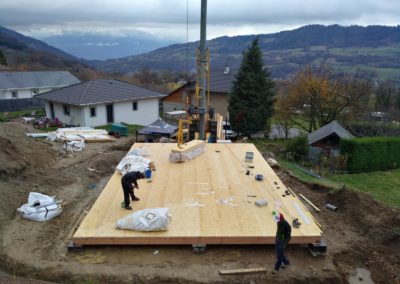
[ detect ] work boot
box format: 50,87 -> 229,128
271,269 -> 278,274
125,206 -> 132,210
132,197 -> 140,201
282,261 -> 290,268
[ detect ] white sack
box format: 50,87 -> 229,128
116,155 -> 150,175
267,158 -> 279,168
116,208 -> 170,231
63,139 -> 85,152
169,145 -> 205,163
17,192 -> 62,222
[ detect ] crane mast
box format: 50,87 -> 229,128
198,0 -> 207,140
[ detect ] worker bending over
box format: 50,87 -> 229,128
121,171 -> 145,210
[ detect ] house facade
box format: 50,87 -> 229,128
37,79 -> 165,127
163,67 -> 236,119
0,71 -> 80,100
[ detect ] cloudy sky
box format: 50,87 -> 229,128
0,0 -> 399,41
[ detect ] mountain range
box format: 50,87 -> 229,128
0,25 -> 98,80
1,24 -> 400,81
91,25 -> 400,80
40,31 -> 175,60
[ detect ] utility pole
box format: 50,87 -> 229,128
198,0 -> 207,140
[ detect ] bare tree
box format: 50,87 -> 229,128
281,66 -> 372,132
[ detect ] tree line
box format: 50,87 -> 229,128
227,38 -> 400,138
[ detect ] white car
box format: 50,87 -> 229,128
222,121 -> 237,139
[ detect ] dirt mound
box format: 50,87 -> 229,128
277,168 -> 400,283
327,187 -> 400,242
0,122 -> 57,178
108,138 -> 135,152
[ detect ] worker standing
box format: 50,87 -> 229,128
272,213 -> 291,274
121,171 -> 145,210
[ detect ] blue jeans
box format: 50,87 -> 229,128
275,241 -> 289,270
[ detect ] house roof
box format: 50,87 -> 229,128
208,68 -> 237,93
308,120 -> 354,145
36,79 -> 165,106
0,71 -> 80,90
167,68 -> 237,97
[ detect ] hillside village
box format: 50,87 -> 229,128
0,1 -> 399,284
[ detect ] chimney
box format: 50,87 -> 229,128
224,64 -> 230,74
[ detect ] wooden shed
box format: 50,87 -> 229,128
308,120 -> 354,156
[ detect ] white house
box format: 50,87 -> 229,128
36,79 -> 165,127
0,71 -> 80,100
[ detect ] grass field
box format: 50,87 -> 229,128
329,170 -> 400,208
279,160 -> 400,208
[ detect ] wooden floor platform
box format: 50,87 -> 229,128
72,143 -> 322,246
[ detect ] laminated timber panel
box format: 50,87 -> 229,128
72,143 -> 322,245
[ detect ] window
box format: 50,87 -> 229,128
63,105 -> 70,116
90,107 -> 96,117
133,101 -> 138,111
11,91 -> 18,99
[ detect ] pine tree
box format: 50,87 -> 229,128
228,38 -> 275,137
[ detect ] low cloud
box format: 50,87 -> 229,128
0,0 -> 399,40
85,42 -> 120,47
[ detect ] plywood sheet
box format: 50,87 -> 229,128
72,143 -> 322,245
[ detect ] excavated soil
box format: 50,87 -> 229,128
0,122 -> 399,284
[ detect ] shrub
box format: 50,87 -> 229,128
286,135 -> 309,161
340,137 -> 400,172
343,121 -> 400,137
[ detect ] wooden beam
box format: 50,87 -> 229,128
219,268 -> 267,275
287,186 -> 298,198
72,235 -> 322,246
171,139 -> 205,153
299,194 -> 321,212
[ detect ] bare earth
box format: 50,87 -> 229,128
0,122 -> 399,284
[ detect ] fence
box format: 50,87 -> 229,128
276,147 -> 349,176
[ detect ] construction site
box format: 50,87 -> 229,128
0,1 -> 399,284
0,121 -> 399,283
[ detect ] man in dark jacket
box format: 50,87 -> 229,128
121,171 -> 145,210
272,213 -> 291,274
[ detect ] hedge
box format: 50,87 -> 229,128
340,137 -> 400,172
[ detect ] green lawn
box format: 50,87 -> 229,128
249,138 -> 286,154
0,108 -> 45,122
329,169 -> 400,208
279,160 -> 400,208
279,160 -> 340,189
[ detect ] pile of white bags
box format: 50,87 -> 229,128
17,192 -> 62,222
116,208 -> 171,231
116,155 -> 151,175
63,139 -> 85,152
